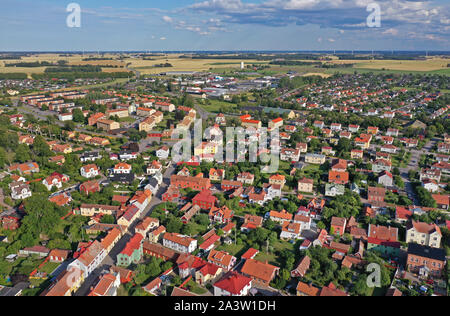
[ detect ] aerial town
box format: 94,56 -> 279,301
0,50 -> 448,298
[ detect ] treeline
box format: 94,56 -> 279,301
31,71 -> 133,80
153,63 -> 173,68
82,57 -> 114,61
45,65 -> 102,73
0,55 -> 22,60
181,53 -> 328,61
0,73 -> 27,80
5,61 -> 54,67
270,60 -> 322,66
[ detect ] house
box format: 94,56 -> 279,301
43,172 -> 69,191
293,214 -> 311,231
97,119 -> 120,132
351,149 -> 364,159
180,204 -> 201,224
170,175 -> 211,191
213,272 -> 252,296
241,214 -> 263,232
422,179 -> 439,193
328,171 -> 349,185
406,220 -> 442,248
331,159 -> 347,172
8,162 -> 39,175
298,178 -> 314,193
280,222 -> 302,240
156,146 -> 170,160
240,259 -> 279,286
48,249 -> 70,263
367,224 -> 400,257
89,272 -> 121,297
68,240 -> 106,278
79,180 -> 100,195
209,168 -> 225,181
269,117 -> 283,130
269,174 -> 286,189
107,108 -> 129,119
19,246 -> 50,258
407,243 -> 446,278
325,183 -> 345,197
420,169 -> 441,182
80,151 -> 101,162
162,185 -> 181,203
395,206 -> 413,224
378,171 -> 393,187
320,283 -> 348,296
269,209 -> 292,225
368,187 -> 385,203
146,160 -> 162,175
9,182 -> 32,200
117,234 -> 144,267
305,153 -> 326,164
80,164 -> 100,178
236,172 -> 254,185
280,148 -> 300,162
331,217 -> 347,236
113,162 -> 132,174
135,217 -> 159,238
207,249 -> 237,271
192,190 -> 217,210
195,262 -> 223,286
296,142 -> 308,153
209,205 -> 234,224
88,113 -> 106,126
130,190 -> 152,212
291,256 -> 310,278
163,233 -> 197,253
372,159 -> 392,173
147,226 -> 166,244
296,281 -> 320,296
432,194 -> 449,210
215,113 -> 226,126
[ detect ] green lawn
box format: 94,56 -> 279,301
38,261 -> 60,275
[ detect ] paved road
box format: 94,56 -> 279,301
17,102 -> 123,138
74,162 -> 175,296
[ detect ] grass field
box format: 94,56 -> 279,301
1,54 -> 448,77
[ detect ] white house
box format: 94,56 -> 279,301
80,164 -> 99,178
162,233 -> 197,253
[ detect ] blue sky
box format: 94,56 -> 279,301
0,0 -> 449,51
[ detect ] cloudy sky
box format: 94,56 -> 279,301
0,0 -> 449,51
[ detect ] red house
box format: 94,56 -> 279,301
192,190 -> 217,210
330,217 -> 347,236
80,180 -> 100,195
1,216 -> 20,230
368,187 -> 386,203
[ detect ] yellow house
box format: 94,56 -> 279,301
305,153 -> 326,164
269,174 -> 286,188
97,119 -> 120,132
139,116 -> 156,132
241,119 -> 262,129
195,265 -> 223,285
269,117 -> 283,130
194,142 -> 218,156
406,221 -> 442,248
351,149 -> 364,159
107,108 -> 129,118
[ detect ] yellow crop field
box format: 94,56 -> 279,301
331,57 -> 449,71
125,54 -> 266,74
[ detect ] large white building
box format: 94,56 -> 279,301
162,233 -> 197,253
